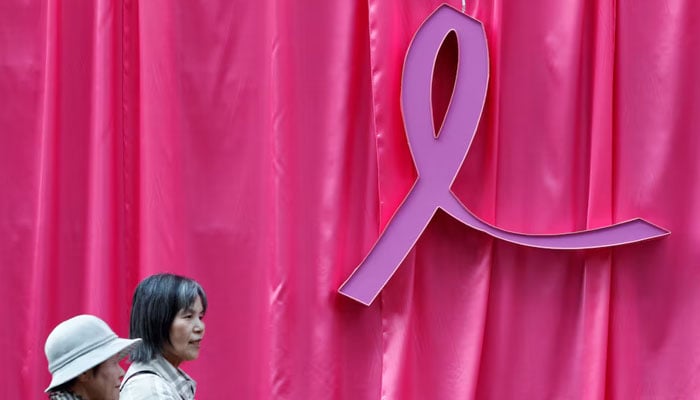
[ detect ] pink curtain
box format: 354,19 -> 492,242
2,0 -> 699,398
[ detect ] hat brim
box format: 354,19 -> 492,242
45,337 -> 141,392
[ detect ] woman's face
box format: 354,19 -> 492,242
163,296 -> 205,367
79,354 -> 125,400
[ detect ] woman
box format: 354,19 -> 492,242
120,273 -> 207,400
44,314 -> 141,400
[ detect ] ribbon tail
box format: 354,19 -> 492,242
441,193 -> 670,249
339,191 -> 436,305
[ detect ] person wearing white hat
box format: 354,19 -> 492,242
44,314 -> 142,400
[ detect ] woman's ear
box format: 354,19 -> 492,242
76,370 -> 93,383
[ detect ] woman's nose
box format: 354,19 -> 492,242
194,318 -> 205,332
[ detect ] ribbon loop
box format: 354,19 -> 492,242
402,6 -> 488,184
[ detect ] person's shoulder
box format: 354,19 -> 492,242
120,371 -> 179,400
47,391 -> 82,400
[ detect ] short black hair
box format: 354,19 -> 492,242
48,365 -> 100,395
129,273 -> 207,362
49,377 -> 77,395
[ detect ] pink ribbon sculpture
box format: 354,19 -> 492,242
339,5 -> 669,306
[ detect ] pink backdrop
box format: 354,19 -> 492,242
2,0 -> 699,398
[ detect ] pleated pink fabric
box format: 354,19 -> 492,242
1,0 -> 699,398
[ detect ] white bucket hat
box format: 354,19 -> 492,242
44,314 -> 141,392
